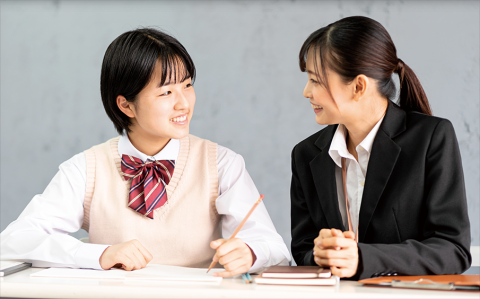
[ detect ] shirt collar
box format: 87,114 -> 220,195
328,115 -> 385,168
329,125 -> 352,168
359,115 -> 384,154
118,133 -> 180,162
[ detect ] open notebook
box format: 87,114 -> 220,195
31,264 -> 224,284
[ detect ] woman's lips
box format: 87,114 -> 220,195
311,103 -> 323,114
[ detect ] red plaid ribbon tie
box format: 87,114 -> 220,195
121,155 -> 175,219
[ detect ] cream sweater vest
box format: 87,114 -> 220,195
81,135 -> 221,268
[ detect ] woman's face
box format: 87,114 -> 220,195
128,60 -> 196,141
303,50 -> 356,126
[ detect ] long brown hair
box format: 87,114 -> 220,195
299,16 -> 432,116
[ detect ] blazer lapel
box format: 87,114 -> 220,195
310,125 -> 345,231
358,102 -> 406,242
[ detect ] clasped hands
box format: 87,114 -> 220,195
313,228 -> 359,278
98,238 -> 255,277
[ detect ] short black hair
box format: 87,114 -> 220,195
100,28 -> 196,134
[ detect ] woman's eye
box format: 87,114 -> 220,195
185,83 -> 192,88
160,91 -> 171,96
310,79 -> 319,84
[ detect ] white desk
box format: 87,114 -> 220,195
0,268 -> 478,298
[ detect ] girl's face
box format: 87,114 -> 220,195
303,50 -> 357,126
125,60 -> 196,142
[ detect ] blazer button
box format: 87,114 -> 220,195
371,273 -> 378,278
386,273 -> 392,276
392,272 -> 398,276
379,272 -> 386,277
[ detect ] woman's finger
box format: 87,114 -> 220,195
343,231 -> 355,239
321,236 -> 356,249
315,248 -> 346,259
314,256 -> 330,267
331,229 -> 344,238
316,258 -> 352,268
319,229 -> 333,239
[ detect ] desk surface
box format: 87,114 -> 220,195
1,268 -> 478,298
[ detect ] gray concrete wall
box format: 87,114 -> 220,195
1,1 -> 479,253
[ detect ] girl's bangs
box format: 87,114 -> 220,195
158,48 -> 195,87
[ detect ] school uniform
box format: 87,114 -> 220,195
290,101 -> 471,280
1,134 -> 290,272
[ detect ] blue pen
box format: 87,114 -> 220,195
241,273 -> 253,284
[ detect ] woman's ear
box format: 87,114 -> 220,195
117,95 -> 135,118
353,75 -> 368,101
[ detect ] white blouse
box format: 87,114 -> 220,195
328,117 -> 385,233
0,135 -> 291,273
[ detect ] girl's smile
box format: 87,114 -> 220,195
170,113 -> 188,125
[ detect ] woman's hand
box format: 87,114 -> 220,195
209,238 -> 256,277
313,228 -> 359,278
99,239 -> 153,271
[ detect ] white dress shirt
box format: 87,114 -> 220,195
328,117 -> 385,233
0,135 -> 291,272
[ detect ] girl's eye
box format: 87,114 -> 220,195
310,79 -> 319,85
185,83 -> 192,88
160,91 -> 171,96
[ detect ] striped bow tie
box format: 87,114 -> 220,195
121,155 -> 175,219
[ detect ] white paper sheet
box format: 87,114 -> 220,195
30,267 -> 127,279
30,264 -> 224,284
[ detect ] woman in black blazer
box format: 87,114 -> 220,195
291,16 -> 471,280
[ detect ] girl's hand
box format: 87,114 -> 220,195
99,239 -> 153,271
313,229 -> 359,278
209,238 -> 256,277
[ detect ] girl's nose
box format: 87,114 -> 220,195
175,92 -> 189,110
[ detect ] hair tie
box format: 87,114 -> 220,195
395,58 -> 405,72
396,58 -> 405,88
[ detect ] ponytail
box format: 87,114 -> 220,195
395,59 -> 432,116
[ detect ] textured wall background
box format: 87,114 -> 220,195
1,1 -> 479,254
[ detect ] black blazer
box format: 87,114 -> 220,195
290,101 -> 471,280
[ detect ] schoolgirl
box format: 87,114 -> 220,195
1,28 -> 290,277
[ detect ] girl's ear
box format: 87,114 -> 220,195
117,95 -> 135,118
353,74 -> 368,101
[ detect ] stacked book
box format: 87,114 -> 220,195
255,266 -> 337,286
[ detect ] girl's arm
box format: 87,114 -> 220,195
215,145 -> 291,273
0,153 -> 109,269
